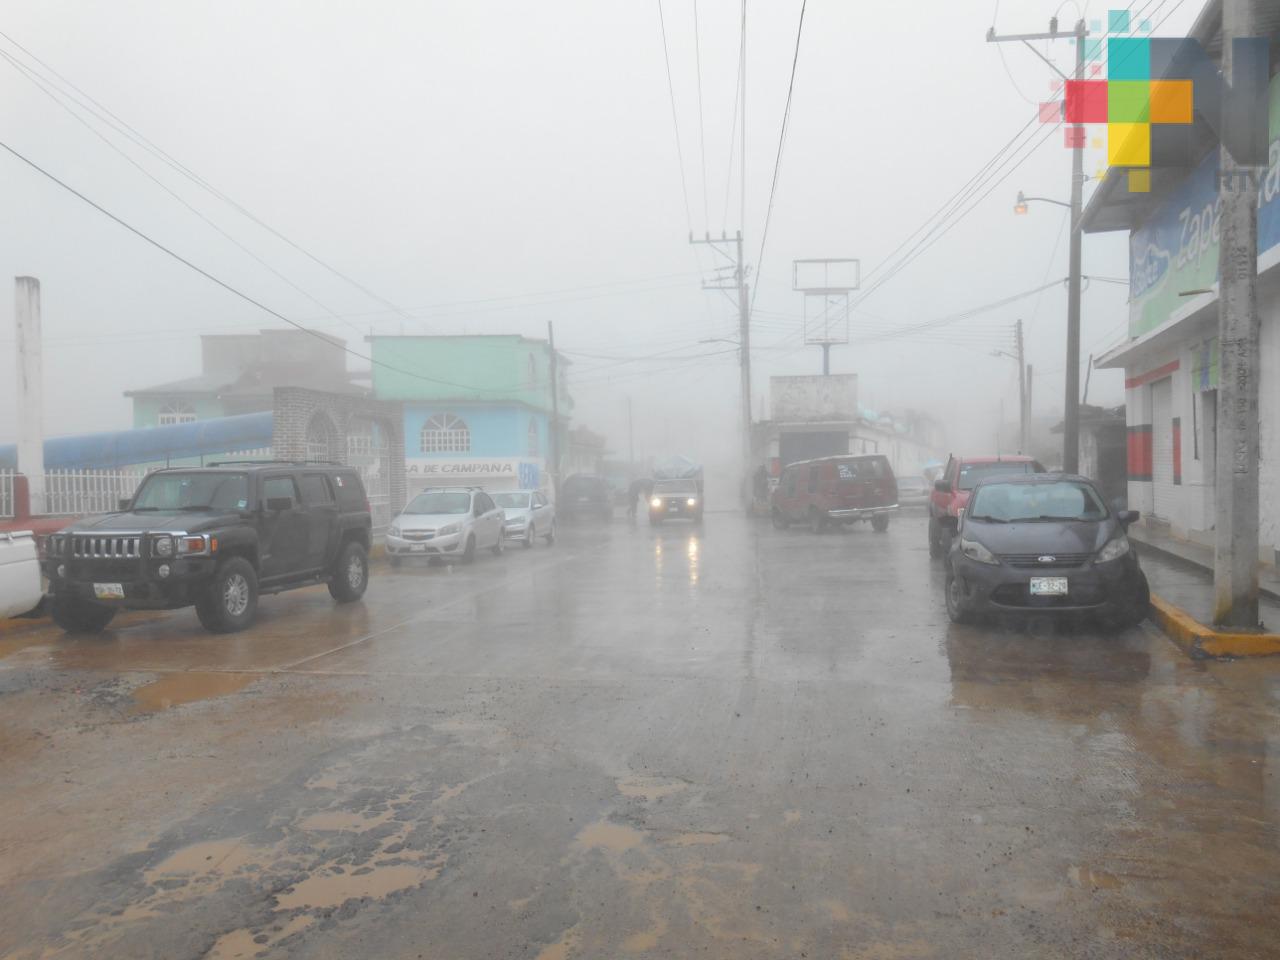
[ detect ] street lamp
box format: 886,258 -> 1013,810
1014,189 -> 1072,213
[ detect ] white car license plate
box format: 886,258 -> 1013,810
668,504 -> 678,512
93,583 -> 125,600
1029,577 -> 1068,596
409,544 -> 426,553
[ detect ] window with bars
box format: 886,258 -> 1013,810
421,413 -> 471,453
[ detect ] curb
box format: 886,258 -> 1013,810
1149,594 -> 1280,660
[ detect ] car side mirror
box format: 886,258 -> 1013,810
118,498 -> 132,511
934,480 -> 952,493
1117,509 -> 1139,527
265,496 -> 294,512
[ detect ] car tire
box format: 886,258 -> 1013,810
328,541 -> 369,603
809,508 -> 826,535
928,516 -> 944,557
461,535 -> 477,563
945,572 -> 973,625
872,514 -> 890,533
491,534 -> 505,556
195,557 -> 259,633
545,521 -> 556,545
771,509 -> 788,530
523,526 -> 534,548
1109,570 -> 1151,630
50,596 -> 116,634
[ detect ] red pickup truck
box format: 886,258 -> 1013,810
928,454 -> 1044,557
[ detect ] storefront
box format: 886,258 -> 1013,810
1091,71 -> 1280,558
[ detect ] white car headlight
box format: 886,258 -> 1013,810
438,523 -> 461,537
960,537 -> 999,565
1096,536 -> 1131,563
389,525 -> 401,538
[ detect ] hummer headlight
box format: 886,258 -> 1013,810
152,535 -> 174,557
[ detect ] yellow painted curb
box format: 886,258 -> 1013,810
1149,594 -> 1280,660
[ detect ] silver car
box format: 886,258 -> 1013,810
493,490 -> 556,547
386,488 -> 506,566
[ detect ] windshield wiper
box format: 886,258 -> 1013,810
967,514 -> 1009,523
1020,515 -> 1084,522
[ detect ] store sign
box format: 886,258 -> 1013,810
406,457 -> 541,488
1129,75 -> 1280,337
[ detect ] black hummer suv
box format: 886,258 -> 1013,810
44,462 -> 372,634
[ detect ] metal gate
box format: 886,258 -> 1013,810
1151,377 -> 1175,520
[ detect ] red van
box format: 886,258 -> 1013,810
770,455 -> 898,534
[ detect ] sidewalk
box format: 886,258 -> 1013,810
1131,525 -> 1280,657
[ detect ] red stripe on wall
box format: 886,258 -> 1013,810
1127,425 -> 1153,481
1125,360 -> 1180,390
1172,417 -> 1182,485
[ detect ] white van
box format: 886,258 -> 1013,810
1,531 -> 44,619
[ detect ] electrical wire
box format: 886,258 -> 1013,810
750,0 -> 807,314
0,29 -> 421,327
693,0 -> 709,230
655,0 -> 694,237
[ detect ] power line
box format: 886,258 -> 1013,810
0,47 -> 368,339
693,0 -> 710,231
655,0 -> 694,236
0,28 -> 420,326
720,8 -> 744,233
751,0 -> 807,313
0,138 -> 565,396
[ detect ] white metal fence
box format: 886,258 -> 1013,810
41,468 -> 149,517
0,470 -> 13,518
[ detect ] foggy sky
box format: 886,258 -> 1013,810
0,0 -> 1200,478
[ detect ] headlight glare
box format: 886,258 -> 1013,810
687,498 -> 697,506
960,537 -> 999,565
651,497 -> 663,508
1096,536 -> 1131,563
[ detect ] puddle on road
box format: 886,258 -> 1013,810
275,861 -> 439,910
127,672 -> 255,714
298,808 -> 395,832
574,821 -> 645,854
207,915 -> 315,960
534,925 -> 580,960
146,838 -> 263,881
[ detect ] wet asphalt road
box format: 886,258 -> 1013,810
2,511 -> 1279,959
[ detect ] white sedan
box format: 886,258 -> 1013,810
493,490 -> 556,548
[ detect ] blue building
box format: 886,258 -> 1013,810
367,335 -> 571,494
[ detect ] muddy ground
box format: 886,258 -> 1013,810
1,513 -> 1278,959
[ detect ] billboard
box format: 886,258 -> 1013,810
1128,74 -> 1280,337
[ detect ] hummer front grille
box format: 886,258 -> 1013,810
71,534 -> 143,559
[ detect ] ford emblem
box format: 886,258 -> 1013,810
1038,555 -> 1056,563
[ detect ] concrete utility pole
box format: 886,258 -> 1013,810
987,17 -> 1087,472
1214,0 -> 1261,628
691,231 -> 752,500
547,321 -> 562,504
14,277 -> 45,516
1016,319 -> 1027,454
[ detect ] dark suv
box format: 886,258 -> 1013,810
44,462 -> 372,634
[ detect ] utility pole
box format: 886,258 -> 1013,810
691,231 -> 751,501
14,277 -> 45,516
1016,319 -> 1027,454
627,396 -> 635,471
547,321 -> 562,504
1214,0 -> 1261,628
988,16 -> 1087,472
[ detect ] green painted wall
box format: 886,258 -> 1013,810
369,336 -> 571,413
130,395 -> 226,428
